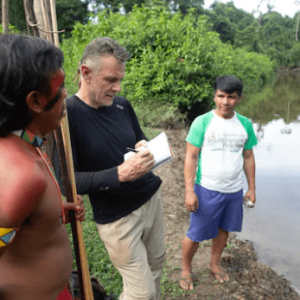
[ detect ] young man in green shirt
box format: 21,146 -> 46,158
180,76 -> 257,290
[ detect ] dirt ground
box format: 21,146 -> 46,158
153,129 -> 300,300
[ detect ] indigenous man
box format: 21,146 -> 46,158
0,34 -> 84,300
54,37 -> 166,300
180,76 -> 257,290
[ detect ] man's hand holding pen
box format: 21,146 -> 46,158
126,147 -> 139,153
118,140 -> 154,182
135,139 -> 148,149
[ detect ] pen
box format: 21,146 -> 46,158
126,147 -> 139,153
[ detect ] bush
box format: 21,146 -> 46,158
61,6 -> 275,116
134,100 -> 185,129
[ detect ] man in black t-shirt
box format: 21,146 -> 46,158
56,37 -> 166,300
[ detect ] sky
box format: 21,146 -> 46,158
203,0 -> 299,18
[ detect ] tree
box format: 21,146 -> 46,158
5,0 -> 89,37
295,1 -> 300,40
89,0 -> 204,14
88,0 -> 149,14
167,0 -> 204,15
204,1 -> 254,44
2,0 -> 9,33
255,12 -> 296,66
61,6 -> 274,110
203,1 -> 300,68
56,0 -> 89,38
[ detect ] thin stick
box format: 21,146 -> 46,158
54,127 -> 85,297
58,116 -> 94,300
47,0 -> 94,299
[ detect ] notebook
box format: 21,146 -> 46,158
124,131 -> 173,171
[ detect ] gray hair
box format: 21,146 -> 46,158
80,37 -> 129,72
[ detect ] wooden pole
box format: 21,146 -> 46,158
41,0 -> 94,299
53,127 -> 89,300
49,0 -> 59,45
2,0 -> 9,34
23,0 -> 31,35
23,0 -> 40,37
296,12 -> 300,41
39,0 -> 52,42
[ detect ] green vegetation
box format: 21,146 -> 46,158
4,0 -> 299,120
56,0 -> 90,38
5,0 -> 300,69
135,100 -> 185,129
0,24 -> 19,34
61,6 -> 274,116
203,2 -> 300,68
85,0 -> 204,15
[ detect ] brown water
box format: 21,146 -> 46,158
237,116 -> 300,293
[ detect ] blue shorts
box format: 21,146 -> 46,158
186,184 -> 243,242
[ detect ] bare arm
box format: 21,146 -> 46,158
184,142 -> 200,212
0,163 -> 46,256
243,149 -> 256,204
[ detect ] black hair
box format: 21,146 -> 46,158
0,34 -> 64,137
213,76 -> 243,96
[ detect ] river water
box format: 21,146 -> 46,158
237,116 -> 300,294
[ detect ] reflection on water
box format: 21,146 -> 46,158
237,73 -> 300,125
237,116 -> 300,293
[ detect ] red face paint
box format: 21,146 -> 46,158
43,69 -> 66,112
51,69 -> 65,97
39,68 -> 67,134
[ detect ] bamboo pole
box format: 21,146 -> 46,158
43,0 -> 94,299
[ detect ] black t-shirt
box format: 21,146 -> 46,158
54,95 -> 161,224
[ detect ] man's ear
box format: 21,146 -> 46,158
81,64 -> 91,83
26,91 -> 45,114
238,95 -> 242,104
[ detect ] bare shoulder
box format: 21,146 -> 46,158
0,137 -> 47,227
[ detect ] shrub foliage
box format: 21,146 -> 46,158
61,6 -> 274,113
